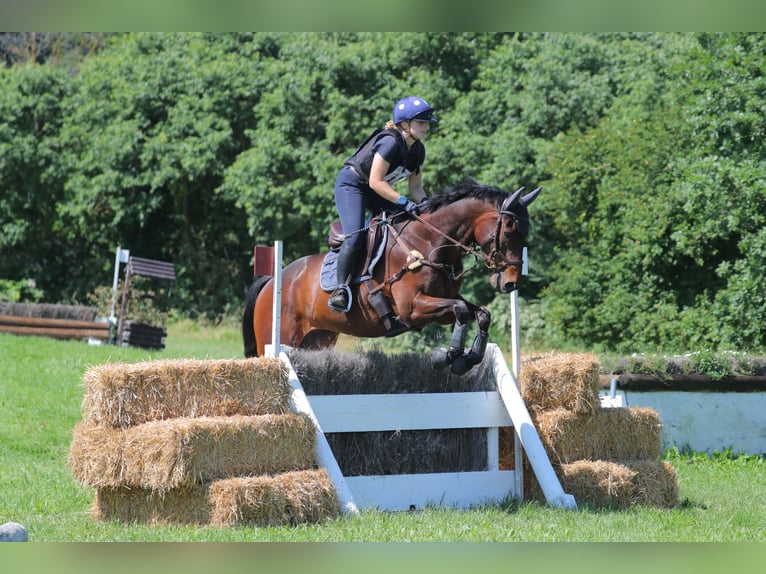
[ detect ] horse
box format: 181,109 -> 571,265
242,179 -> 541,375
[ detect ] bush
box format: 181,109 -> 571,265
0,278 -> 44,303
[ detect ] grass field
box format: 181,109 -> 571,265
1,319 -> 765,543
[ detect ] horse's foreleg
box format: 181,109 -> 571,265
414,298 -> 488,374
450,306 -> 491,375
432,318 -> 468,370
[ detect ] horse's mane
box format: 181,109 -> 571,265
421,178 -> 510,213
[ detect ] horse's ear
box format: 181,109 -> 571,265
520,186 -> 542,207
501,187 -> 525,211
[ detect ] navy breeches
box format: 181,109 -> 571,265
334,166 -> 397,252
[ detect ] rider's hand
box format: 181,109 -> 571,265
403,200 -> 420,215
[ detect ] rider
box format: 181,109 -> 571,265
328,96 -> 438,313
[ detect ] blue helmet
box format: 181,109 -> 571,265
393,96 -> 438,124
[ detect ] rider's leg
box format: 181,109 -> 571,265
328,240 -> 360,312
329,169 -> 367,312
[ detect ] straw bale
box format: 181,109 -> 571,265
92,470 -> 340,526
515,458 -> 677,509
520,352 -> 601,414
92,484 -> 212,524
69,414 -> 317,490
209,469 -> 341,527
80,357 -> 290,427
532,407 -> 662,463
555,459 -> 678,509
498,426 -> 516,471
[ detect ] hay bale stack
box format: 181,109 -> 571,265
70,356 -> 340,527
80,357 -> 290,427
501,352 -> 678,509
92,470 -> 340,526
532,407 -> 662,463
69,414 -> 317,490
519,352 -> 601,414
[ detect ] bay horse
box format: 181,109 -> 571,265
242,179 -> 541,375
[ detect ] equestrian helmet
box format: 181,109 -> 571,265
393,96 -> 438,124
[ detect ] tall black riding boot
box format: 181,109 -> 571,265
328,242 -> 358,312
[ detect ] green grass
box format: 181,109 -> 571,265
1,322 -> 765,542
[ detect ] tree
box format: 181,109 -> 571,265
57,33 -> 263,315
536,33 -> 766,352
0,64 -> 71,295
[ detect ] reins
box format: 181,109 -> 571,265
407,207 -> 524,273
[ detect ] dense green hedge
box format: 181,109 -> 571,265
2,32 -> 765,352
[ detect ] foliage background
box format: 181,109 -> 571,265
2,32 -> 765,352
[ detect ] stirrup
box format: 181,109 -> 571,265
328,285 -> 352,313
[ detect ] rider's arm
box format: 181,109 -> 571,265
370,152 -> 425,204
368,152 -> 402,203
407,170 -> 426,202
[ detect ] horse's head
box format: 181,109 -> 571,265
486,186 -> 541,293
415,179 -> 541,293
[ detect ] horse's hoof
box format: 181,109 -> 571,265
450,355 -> 473,376
431,347 -> 450,370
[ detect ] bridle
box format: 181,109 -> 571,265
369,189 -> 533,295
390,193 -> 527,274
486,206 -> 525,273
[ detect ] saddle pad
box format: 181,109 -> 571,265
320,225 -> 388,292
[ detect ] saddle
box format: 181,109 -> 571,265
323,215 -> 409,337
327,215 -> 387,278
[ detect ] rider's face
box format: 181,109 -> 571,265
406,119 -> 431,141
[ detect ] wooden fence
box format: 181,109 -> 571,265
0,314 -> 110,341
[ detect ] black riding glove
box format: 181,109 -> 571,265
403,200 -> 420,215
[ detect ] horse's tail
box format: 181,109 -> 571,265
242,275 -> 271,358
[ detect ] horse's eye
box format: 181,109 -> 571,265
504,224 -> 517,238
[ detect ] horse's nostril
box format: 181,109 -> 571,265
503,282 -> 517,293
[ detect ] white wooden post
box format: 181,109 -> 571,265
279,349 -> 359,515
510,290 -> 524,499
108,246 -> 130,344
511,246 -> 526,498
109,246 -> 129,324
271,240 -> 283,356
